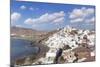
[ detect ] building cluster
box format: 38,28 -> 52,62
33,26 -> 95,64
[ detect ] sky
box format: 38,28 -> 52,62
11,0 -> 95,31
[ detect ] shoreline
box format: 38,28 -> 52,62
11,37 -> 49,66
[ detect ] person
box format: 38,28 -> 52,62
54,48 -> 63,64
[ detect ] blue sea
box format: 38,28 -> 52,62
11,38 -> 39,63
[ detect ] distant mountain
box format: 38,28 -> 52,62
10,26 -> 59,43
11,26 -> 48,36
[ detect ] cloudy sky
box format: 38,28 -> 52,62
11,0 -> 95,31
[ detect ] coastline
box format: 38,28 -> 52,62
11,37 -> 49,66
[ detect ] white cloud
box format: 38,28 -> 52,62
24,18 -> 33,24
69,7 -> 94,19
11,12 -> 21,22
69,7 -> 95,24
53,17 -> 64,24
85,8 -> 94,15
20,5 -> 26,10
69,8 -> 83,19
29,7 -> 34,11
70,18 -> 84,23
85,17 -> 95,23
24,11 -> 65,25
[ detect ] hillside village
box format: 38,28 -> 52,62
32,26 -> 95,64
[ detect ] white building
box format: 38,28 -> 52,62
43,26 -> 95,64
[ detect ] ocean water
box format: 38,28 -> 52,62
11,38 -> 39,63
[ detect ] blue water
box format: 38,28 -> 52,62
11,38 -> 39,62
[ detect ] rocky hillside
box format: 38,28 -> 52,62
33,26 -> 95,64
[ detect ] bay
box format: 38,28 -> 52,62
11,38 -> 39,63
